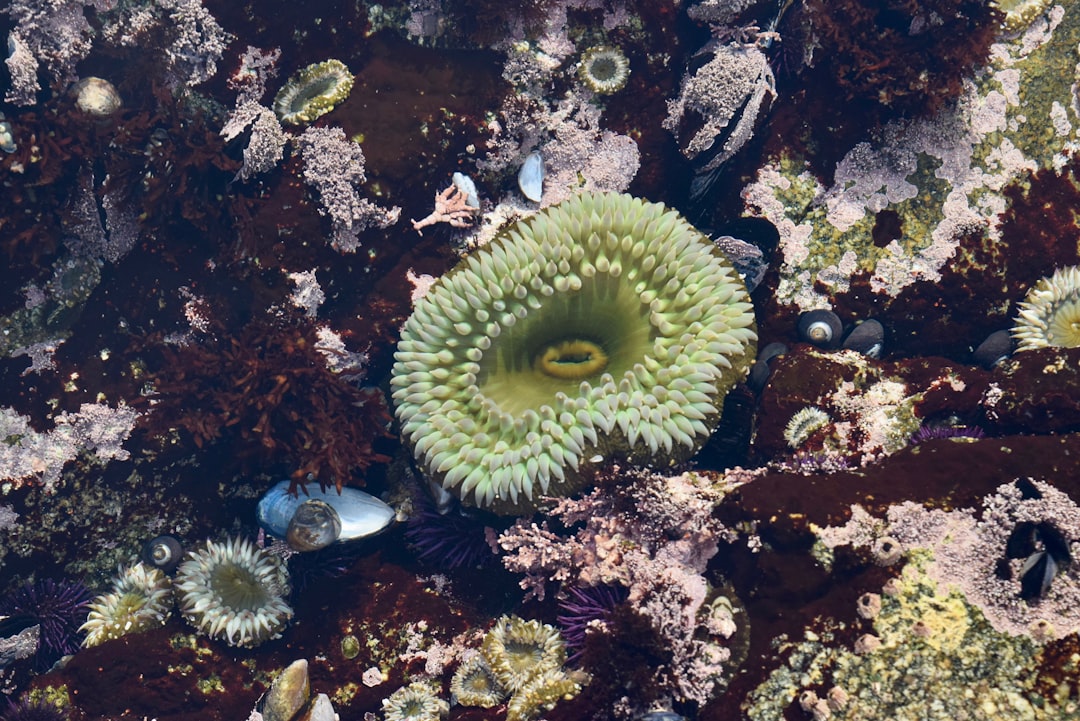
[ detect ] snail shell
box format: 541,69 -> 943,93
842,319 -> 885,358
973,329 -> 1013,369
797,309 -> 843,349
257,480 -> 396,552
517,150 -> 544,202
141,535 -> 184,573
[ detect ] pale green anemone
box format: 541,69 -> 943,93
578,45 -> 630,95
80,562 -> 172,648
391,191 -> 756,514
1012,265 -> 1080,351
273,59 -> 354,126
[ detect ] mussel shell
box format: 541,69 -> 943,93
842,319 -> 885,358
797,309 -> 843,349
747,342 -> 787,393
257,481 -> 396,551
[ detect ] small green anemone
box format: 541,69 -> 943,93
391,191 -> 756,514
273,59 -> 354,126
578,45 -> 630,95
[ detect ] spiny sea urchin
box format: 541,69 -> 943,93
391,191 -> 756,514
80,562 -> 173,648
174,536 -> 292,648
1012,265 -> 1080,351
0,579 -> 91,669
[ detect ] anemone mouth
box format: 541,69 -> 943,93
273,59 -> 354,126
392,191 -> 756,514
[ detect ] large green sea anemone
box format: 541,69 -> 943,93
391,191 -> 756,514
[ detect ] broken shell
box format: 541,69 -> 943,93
517,150 -> 544,202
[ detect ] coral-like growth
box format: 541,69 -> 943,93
391,191 -> 756,514
174,536 -> 292,648
80,562 -> 173,647
273,59 -> 354,125
0,579 -> 91,670
146,318 -> 391,494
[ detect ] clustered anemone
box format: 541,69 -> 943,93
381,680 -> 449,721
391,191 -> 756,514
478,615 -> 581,721
1011,265 -> 1080,351
578,46 -> 630,95
450,653 -> 506,708
174,536 -> 292,648
273,59 -> 354,126
80,562 -> 173,648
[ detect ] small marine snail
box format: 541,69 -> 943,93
141,535 -> 184,573
842,318 -> 885,358
797,309 -> 843,349
256,480 -> 396,552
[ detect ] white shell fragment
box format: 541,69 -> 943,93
256,480 -> 395,551
517,150 -> 544,202
452,171 -> 480,209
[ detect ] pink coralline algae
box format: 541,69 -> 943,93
221,101 -> 288,181
297,126 -> 402,253
498,469 -> 742,707
822,478 -> 1080,640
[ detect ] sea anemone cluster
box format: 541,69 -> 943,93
174,536 -> 293,648
391,191 -> 757,514
479,615 -> 582,721
450,653 -> 507,708
578,46 -> 630,95
80,562 -> 173,648
381,680 -> 449,721
0,579 -> 91,669
1011,265 -> 1080,351
273,59 -> 354,126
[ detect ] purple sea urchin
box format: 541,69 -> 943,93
174,536 -> 292,648
1012,265 -> 1080,351
405,499 -> 497,571
556,584 -> 627,661
0,579 -> 91,669
391,191 -> 757,515
80,562 -> 173,648
0,698 -> 68,721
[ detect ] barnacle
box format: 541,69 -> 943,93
391,191 -> 756,514
174,536 -> 292,648
80,563 -> 173,648
381,680 -> 449,721
273,59 -> 354,126
450,653 -> 507,708
1011,265 -> 1080,351
578,46 -> 630,95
